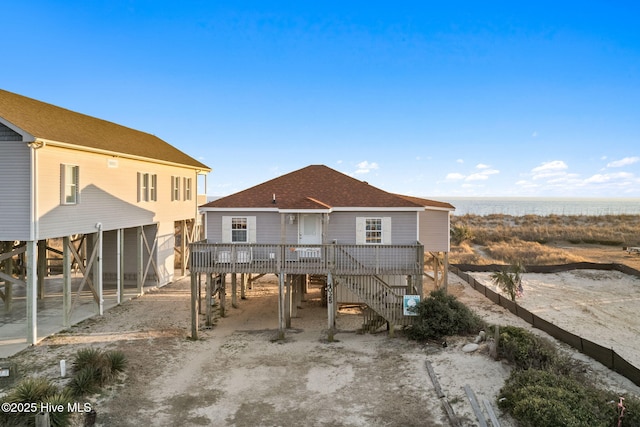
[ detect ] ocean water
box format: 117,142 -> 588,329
439,197 -> 640,216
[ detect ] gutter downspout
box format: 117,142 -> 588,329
27,139 -> 45,240
26,139 -> 45,345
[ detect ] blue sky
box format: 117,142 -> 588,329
3,1 -> 640,198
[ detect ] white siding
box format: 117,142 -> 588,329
0,141 -> 31,240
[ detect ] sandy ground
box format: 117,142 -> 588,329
470,269 -> 640,369
2,246 -> 640,426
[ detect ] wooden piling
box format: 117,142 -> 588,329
205,273 -> 213,326
219,273 -> 226,317
191,272 -> 198,339
327,272 -> 335,342
231,273 -> 238,308
240,273 -> 246,299
277,273 -> 285,340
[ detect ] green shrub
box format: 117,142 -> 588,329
67,347 -> 128,397
450,224 -> 474,245
499,368 -> 640,427
496,325 -> 559,370
67,367 -> 101,397
104,350 -> 127,374
5,377 -> 58,402
44,391 -> 75,427
497,327 -> 640,426
406,289 -> 485,341
73,347 -> 103,373
0,378 -> 74,427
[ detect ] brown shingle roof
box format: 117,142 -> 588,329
0,89 -> 209,170
394,194 -> 455,211
202,165 -> 451,210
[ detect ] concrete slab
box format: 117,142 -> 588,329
0,273 -> 167,358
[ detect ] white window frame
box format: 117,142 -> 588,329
356,217 -> 391,245
365,218 -> 383,244
61,164 -> 79,205
231,217 -> 248,243
222,216 -> 257,243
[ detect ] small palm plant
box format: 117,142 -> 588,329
491,262 -> 526,302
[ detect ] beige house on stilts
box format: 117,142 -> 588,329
0,89 -> 210,353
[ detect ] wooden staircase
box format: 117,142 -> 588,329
328,245 -> 417,332
335,275 -> 413,332
360,307 -> 388,333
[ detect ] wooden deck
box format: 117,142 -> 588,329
189,242 -> 424,276
189,241 -> 425,341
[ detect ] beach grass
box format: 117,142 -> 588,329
449,214 -> 640,265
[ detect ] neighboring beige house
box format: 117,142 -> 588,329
192,165 -> 454,339
0,89 -> 210,345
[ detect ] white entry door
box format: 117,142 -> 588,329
299,214 -> 322,244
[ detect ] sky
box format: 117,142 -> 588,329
3,1 -> 640,199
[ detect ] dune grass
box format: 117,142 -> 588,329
449,214 -> 640,265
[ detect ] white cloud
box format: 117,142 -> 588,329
445,173 -> 465,181
516,157 -> 640,195
466,173 -> 489,181
353,161 -> 379,175
456,159 -> 464,164
532,131 -> 538,137
584,172 -> 634,184
607,157 -> 640,168
445,164 -> 500,183
531,160 -> 569,180
479,168 -> 499,176
532,160 -> 568,173
468,164 -> 499,180
516,180 -> 538,188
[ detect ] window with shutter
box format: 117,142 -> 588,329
222,216 -> 257,243
356,217 -> 391,244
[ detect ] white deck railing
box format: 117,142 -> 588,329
189,241 -> 424,276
